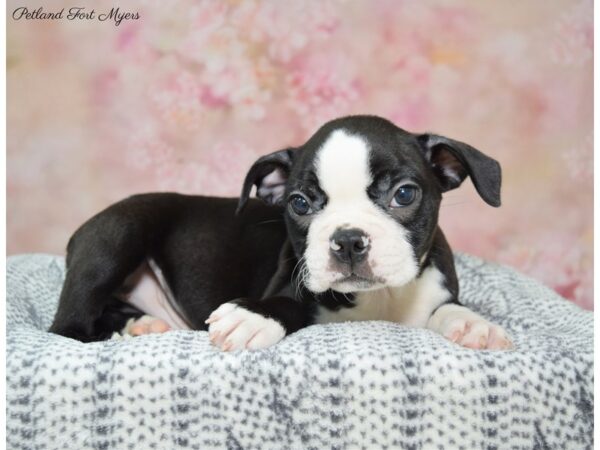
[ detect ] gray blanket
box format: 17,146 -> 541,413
7,253 -> 593,449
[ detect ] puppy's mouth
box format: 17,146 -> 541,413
331,273 -> 384,292
334,274 -> 372,284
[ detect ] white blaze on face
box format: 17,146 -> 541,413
304,130 -> 419,293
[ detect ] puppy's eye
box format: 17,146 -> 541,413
390,185 -> 417,207
289,194 -> 312,215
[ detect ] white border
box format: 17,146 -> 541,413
1,0 -> 8,441
0,1 -> 596,444
593,0 -> 598,445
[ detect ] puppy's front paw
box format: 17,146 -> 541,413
441,317 -> 512,350
428,305 -> 513,350
205,303 -> 285,351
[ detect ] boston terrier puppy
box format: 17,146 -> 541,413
49,115 -> 512,351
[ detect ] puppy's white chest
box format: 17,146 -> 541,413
315,265 -> 451,328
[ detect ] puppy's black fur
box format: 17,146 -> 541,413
49,115 -> 501,342
50,196 -> 301,341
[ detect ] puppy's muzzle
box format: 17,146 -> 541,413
329,228 -> 370,265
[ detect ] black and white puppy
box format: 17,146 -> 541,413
49,115 -> 512,351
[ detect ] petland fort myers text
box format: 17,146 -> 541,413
12,7 -> 139,26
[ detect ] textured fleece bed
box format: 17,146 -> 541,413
6,253 -> 593,450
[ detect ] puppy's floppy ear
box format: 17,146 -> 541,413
237,148 -> 295,214
417,134 -> 502,207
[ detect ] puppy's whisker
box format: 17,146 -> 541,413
291,256 -> 308,300
254,219 -> 285,226
299,263 -> 310,298
292,256 -> 306,280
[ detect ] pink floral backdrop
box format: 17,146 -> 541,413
7,0 -> 593,309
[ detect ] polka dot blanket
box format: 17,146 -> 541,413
6,253 -> 593,449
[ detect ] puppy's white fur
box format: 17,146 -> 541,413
121,259 -> 190,330
305,130 -> 419,293
316,265 -> 450,327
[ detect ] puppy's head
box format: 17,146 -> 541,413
238,116 -> 501,294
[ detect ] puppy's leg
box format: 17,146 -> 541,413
427,304 -> 513,350
206,297 -> 312,352
49,213 -> 146,342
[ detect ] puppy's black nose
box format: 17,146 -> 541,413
330,228 -> 370,265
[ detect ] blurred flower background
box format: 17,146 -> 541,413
7,0 -> 593,309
